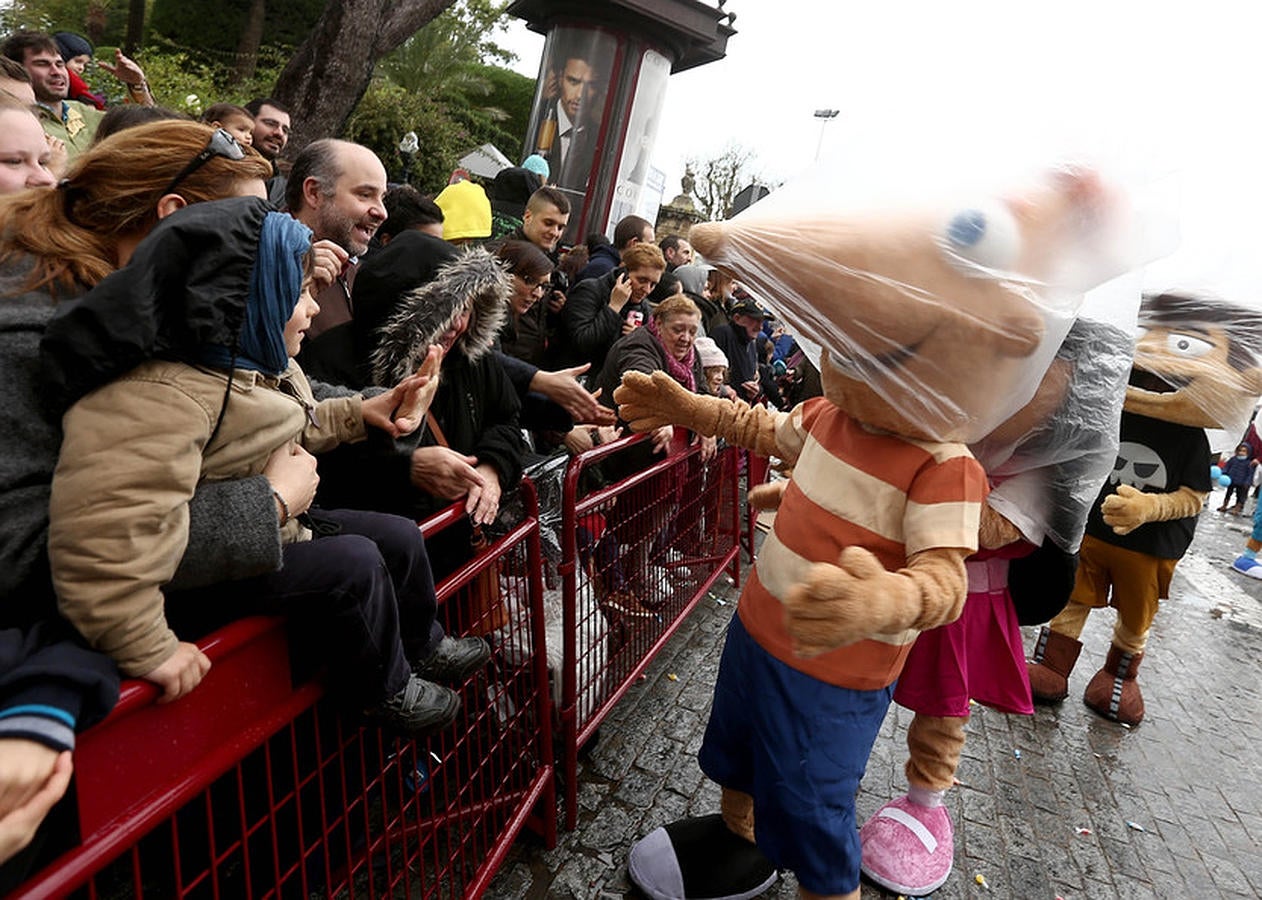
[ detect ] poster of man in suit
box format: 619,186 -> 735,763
526,28 -> 617,213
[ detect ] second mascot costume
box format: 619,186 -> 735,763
615,164 -> 1142,900
1028,292 -> 1262,726
859,305 -> 1136,895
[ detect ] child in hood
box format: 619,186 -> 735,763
41,196 -> 489,734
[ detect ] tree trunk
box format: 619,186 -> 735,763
123,0 -> 146,56
231,0 -> 267,85
272,0 -> 457,156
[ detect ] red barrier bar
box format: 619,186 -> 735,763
557,430 -> 742,828
14,481 -> 554,900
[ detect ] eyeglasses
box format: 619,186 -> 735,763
162,128 -> 246,196
518,272 -> 549,291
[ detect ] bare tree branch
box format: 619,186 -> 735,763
686,144 -> 757,221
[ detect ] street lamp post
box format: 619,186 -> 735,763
813,108 -> 839,162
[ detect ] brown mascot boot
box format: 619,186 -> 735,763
1083,643 -> 1145,725
1026,627 -> 1082,702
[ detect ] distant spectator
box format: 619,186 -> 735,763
694,335 -> 733,398
90,104 -> 185,145
556,241 -> 665,372
488,166 -> 542,239
376,184 -> 443,247
501,186 -> 572,365
200,102 -> 255,147
245,97 -> 290,205
1,30 -> 154,159
673,263 -> 726,336
756,333 -> 787,410
435,178 -> 492,245
51,32 -> 102,110
521,152 -> 550,183
575,214 -> 653,284
712,293 -> 768,401
1218,443 -> 1255,515
557,242 -> 589,286
646,268 -> 681,304
495,239 -> 554,352
659,233 -> 693,271
594,293 -> 716,607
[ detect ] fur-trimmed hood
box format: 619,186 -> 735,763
371,246 -> 509,385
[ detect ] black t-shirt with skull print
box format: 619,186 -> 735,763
1085,410 -> 1211,559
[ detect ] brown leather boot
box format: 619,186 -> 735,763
1026,627 -> 1082,702
1083,644 -> 1145,725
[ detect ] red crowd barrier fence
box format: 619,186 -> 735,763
556,431 -> 743,828
15,482 -> 555,900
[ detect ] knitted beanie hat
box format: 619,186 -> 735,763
695,336 -> 728,370
54,32 -> 93,62
435,180 -> 492,242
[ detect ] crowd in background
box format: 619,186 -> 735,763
0,26 -> 820,886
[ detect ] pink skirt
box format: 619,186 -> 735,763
892,552 -> 1034,718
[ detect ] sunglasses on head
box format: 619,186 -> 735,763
163,128 -> 246,196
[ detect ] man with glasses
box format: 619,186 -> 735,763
245,98 -> 292,207
285,138 -> 388,388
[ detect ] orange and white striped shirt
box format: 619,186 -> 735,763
739,399 -> 987,689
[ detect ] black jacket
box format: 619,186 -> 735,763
318,247 -> 526,521
556,269 -> 652,372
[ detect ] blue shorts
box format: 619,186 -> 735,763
698,615 -> 893,895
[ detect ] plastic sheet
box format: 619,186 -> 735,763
971,277 -> 1140,551
690,163 -> 1152,443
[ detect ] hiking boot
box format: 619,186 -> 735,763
414,636 -> 491,685
368,675 -> 459,737
1026,626 -> 1082,703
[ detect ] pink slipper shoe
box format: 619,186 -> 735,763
859,794 -> 954,895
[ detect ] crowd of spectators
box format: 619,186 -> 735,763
0,26 -> 818,886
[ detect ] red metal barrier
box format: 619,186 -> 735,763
15,483 -> 555,900
557,431 -> 742,828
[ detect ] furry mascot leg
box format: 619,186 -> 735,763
859,714 -> 965,895
626,786 -> 777,900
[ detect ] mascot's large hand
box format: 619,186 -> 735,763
783,546 -> 970,658
1101,484 -> 1205,535
614,370 -> 699,431
615,371 -> 783,459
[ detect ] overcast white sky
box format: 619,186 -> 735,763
497,0 -> 1262,300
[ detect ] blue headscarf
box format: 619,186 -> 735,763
201,212 -> 313,375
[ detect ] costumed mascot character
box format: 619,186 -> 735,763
858,296 -> 1137,896
1027,291 -> 1262,726
614,163 -> 1139,900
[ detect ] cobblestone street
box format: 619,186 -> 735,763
489,483 -> 1262,899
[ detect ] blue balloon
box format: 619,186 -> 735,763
1220,474 -> 1233,487
1211,465 -> 1223,479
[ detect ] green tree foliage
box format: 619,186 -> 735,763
343,0 -> 531,187
1,0 -> 125,46
147,0 -> 324,61
377,0 -> 512,96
